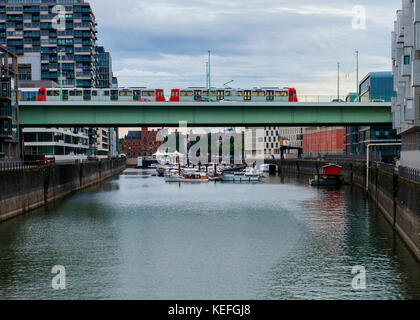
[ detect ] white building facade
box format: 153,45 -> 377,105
392,0 -> 420,169
23,128 -> 89,162
244,127 -> 302,160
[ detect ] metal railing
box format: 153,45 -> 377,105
377,162 -> 397,174
303,154 -> 367,162
0,157 -> 124,172
399,166 -> 420,183
0,161 -> 45,172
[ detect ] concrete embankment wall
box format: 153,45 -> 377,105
271,159 -> 420,261
0,159 -> 126,222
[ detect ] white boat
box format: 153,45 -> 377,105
259,164 -> 271,173
220,173 -> 261,182
220,167 -> 262,182
165,170 -> 209,183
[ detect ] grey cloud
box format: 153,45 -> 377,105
90,0 -> 400,94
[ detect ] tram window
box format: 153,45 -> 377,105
75,90 -> 82,96
104,91 -> 110,96
275,91 -> 287,97
252,91 -> 259,97
259,91 -> 265,97
92,90 -> 98,96
69,90 -> 75,96
143,91 -> 155,97
225,91 -> 231,96
47,90 -> 60,96
202,91 -> 208,96
119,90 -> 133,96
181,91 -> 193,97
156,90 -> 164,97
211,91 -> 216,97
172,90 -> 179,97
237,91 -> 243,96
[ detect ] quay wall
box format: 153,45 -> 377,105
269,159 -> 420,261
0,159 -> 126,222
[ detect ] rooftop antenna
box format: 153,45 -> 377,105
224,80 -> 234,89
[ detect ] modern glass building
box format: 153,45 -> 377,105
345,72 -> 400,161
0,44 -> 19,160
359,72 -> 396,102
96,46 -> 112,88
0,0 -> 98,88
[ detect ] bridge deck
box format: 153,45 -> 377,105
19,101 -> 392,127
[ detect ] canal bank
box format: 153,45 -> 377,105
0,159 -> 126,222
268,160 -> 420,262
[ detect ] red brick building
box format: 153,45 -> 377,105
303,127 -> 346,157
124,128 -> 162,158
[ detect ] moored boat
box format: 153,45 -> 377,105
309,164 -> 343,187
220,167 -> 262,182
165,169 -> 209,183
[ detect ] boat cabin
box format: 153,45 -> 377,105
322,164 -> 342,176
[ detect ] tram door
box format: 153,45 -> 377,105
83,90 -> 91,101
244,90 -> 252,101
111,90 -> 119,101
266,90 -> 274,101
217,90 -> 224,101
133,90 -> 142,101
193,90 -> 202,101
62,90 -> 68,101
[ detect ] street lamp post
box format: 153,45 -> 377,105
356,50 -> 359,102
59,50 -> 63,101
337,62 -> 340,100
208,50 -> 211,102
74,61 -> 77,88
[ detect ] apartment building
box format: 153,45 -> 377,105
96,45 -> 112,88
0,44 -> 19,160
245,127 -> 296,160
23,127 -> 89,161
0,0 -> 98,88
124,128 -> 162,158
392,0 -> 420,169
277,127 -> 303,158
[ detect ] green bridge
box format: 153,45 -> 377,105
19,101 -> 392,127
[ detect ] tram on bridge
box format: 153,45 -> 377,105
169,87 -> 298,102
19,86 -> 298,103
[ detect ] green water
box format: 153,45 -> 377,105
0,169 -> 419,300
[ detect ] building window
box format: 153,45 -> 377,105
404,55 -> 410,65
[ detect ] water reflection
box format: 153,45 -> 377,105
0,169 -> 418,300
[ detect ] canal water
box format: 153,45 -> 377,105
0,169 -> 419,300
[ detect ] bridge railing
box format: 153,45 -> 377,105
296,95 -> 391,103
21,96 -> 391,104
